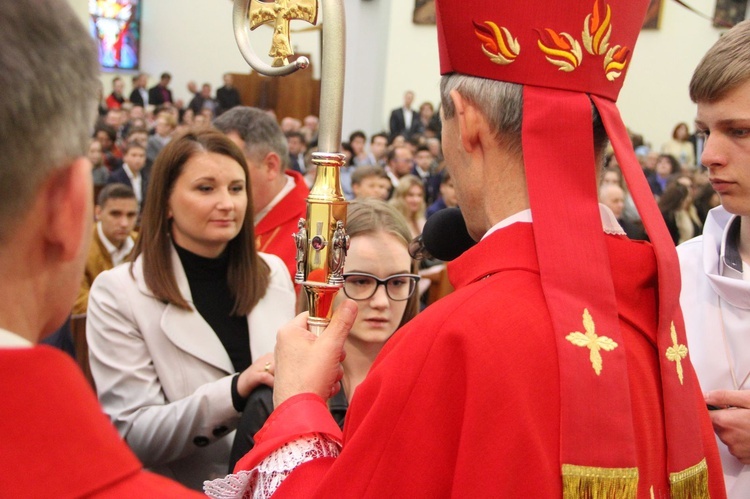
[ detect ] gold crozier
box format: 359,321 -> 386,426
248,0 -> 318,67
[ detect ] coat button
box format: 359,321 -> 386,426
212,425 -> 229,437
193,436 -> 209,447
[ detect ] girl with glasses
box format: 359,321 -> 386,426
228,198 -> 420,470
336,199 -> 421,400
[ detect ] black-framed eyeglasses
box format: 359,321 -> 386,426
342,272 -> 420,301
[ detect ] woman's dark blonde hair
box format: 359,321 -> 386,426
389,174 -> 426,224
346,199 -> 420,328
132,128 -> 269,315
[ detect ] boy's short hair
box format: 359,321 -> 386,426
349,130 -> 366,143
97,183 -> 136,207
126,127 -> 148,139
122,142 -> 146,155
370,132 -> 388,144
94,124 -> 117,142
351,165 -> 387,186
690,20 -> 750,103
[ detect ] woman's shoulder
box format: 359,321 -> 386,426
93,259 -> 133,284
258,252 -> 294,288
258,252 -> 285,273
90,257 -> 146,298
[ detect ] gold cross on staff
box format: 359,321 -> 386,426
249,0 -> 318,67
665,322 -> 688,385
565,308 -> 618,376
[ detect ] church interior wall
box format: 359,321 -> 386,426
68,0 -> 742,151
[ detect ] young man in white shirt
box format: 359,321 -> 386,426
677,19 -> 750,499
73,183 -> 138,314
107,142 -> 147,209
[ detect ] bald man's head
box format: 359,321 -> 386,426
599,184 -> 625,219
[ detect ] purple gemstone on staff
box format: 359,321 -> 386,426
312,236 -> 325,250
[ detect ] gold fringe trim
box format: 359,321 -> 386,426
669,458 -> 709,499
562,464 -> 638,499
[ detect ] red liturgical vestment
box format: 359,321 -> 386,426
0,346 -> 202,498
234,224 -> 725,498
255,170 -> 309,283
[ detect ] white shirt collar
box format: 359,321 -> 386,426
123,163 -> 140,181
482,204 -> 626,241
0,327 -> 32,348
719,215 -> 745,280
123,164 -> 143,203
97,221 -> 135,266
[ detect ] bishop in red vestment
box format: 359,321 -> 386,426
207,0 -> 727,497
221,223 -> 724,498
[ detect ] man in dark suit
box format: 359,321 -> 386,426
412,145 -> 441,205
148,72 -> 173,107
188,82 -> 217,117
216,73 -> 242,115
106,143 -> 148,211
286,131 -> 307,174
129,73 -> 149,108
389,90 -> 421,141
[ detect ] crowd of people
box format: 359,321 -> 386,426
95,66 -> 721,257
3,0 -> 750,497
45,39 -> 463,493
599,148 -> 720,245
90,74 -> 456,224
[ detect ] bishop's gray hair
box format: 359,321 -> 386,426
0,0 -> 99,241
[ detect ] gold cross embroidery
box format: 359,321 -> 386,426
249,0 -> 318,67
665,322 -> 688,385
565,309 -> 618,376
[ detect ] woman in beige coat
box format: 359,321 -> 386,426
87,130 -> 295,490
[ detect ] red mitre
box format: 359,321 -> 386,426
436,1 -> 710,497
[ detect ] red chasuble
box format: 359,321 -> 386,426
0,346 -> 202,498
236,224 -> 725,497
255,170 -> 309,282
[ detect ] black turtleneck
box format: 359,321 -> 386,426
174,244 -> 250,374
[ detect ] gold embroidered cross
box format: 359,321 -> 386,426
565,309 -> 618,376
249,0 -> 318,67
665,322 -> 688,385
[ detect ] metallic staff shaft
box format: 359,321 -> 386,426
232,0 -> 348,336
316,0 -> 345,153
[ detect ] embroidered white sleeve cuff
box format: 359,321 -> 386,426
204,434 -> 341,499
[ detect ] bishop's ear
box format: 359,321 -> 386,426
43,157 -> 92,262
449,89 -> 482,153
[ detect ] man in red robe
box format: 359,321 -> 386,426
215,107 -> 309,283
0,1 -> 200,496
209,0 -> 726,497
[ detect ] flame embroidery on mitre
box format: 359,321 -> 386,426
582,0 -> 612,56
603,44 -> 630,81
473,21 -> 520,65
536,28 -> 583,72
